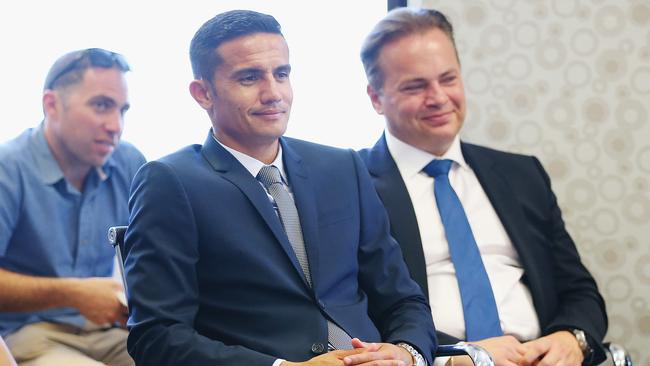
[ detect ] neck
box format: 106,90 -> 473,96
214,133 -> 280,165
44,123 -> 92,191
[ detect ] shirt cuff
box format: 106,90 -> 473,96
272,359 -> 286,366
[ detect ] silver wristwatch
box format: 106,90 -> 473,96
572,328 -> 591,356
397,342 -> 427,366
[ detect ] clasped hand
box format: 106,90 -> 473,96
283,338 -> 414,366
450,331 -> 583,366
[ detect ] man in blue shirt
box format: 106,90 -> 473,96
0,48 -> 145,365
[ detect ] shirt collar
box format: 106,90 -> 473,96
213,135 -> 286,182
31,122 -> 112,185
385,129 -> 468,179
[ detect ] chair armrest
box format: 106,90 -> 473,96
108,226 -> 128,249
108,226 -> 129,294
436,344 -> 494,366
603,342 -> 632,366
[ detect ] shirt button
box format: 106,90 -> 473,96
311,343 -> 325,354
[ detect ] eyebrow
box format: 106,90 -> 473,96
275,64 -> 291,74
88,94 -> 130,112
440,69 -> 458,78
231,64 -> 291,79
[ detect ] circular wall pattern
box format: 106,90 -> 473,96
463,2 -> 488,27
582,97 -> 609,124
594,5 -> 626,37
506,54 -> 531,80
599,175 -> 626,201
570,28 -> 599,56
514,21 -> 540,47
564,61 -> 592,87
616,99 -> 647,130
574,140 -> 600,164
635,254 -> 650,285
565,178 -> 597,209
480,24 -> 511,55
545,99 -> 576,128
535,40 -> 568,69
595,49 -> 628,81
605,274 -> 632,302
466,67 -> 492,94
630,67 -> 650,95
594,238 -> 626,270
621,194 -> 650,225
637,146 -> 650,173
552,0 -> 579,17
592,208 -> 619,235
506,84 -> 537,115
516,120 -> 542,146
603,130 -> 635,160
489,0 -> 516,10
628,0 -> 650,27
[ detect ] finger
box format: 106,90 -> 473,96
519,348 -> 544,366
331,348 -> 368,359
536,349 -> 561,366
352,338 -> 382,352
515,344 -> 528,355
344,350 -> 392,365
352,338 -> 368,349
347,360 -> 406,366
363,362 -> 406,366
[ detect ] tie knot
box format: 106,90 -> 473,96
257,165 -> 283,189
423,159 -> 453,178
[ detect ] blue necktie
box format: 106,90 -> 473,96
423,159 -> 503,341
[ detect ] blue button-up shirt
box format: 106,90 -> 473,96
0,124 -> 145,336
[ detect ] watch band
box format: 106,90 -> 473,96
572,328 -> 592,356
397,342 -> 426,366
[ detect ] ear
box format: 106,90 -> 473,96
189,79 -> 214,110
42,90 -> 59,119
366,84 -> 384,115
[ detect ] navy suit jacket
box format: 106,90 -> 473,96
124,132 -> 436,365
359,135 -> 607,364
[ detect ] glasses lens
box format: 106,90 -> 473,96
47,48 -> 130,89
86,48 -> 130,72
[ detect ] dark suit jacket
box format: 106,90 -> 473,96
123,132 -> 436,366
359,135 -> 607,364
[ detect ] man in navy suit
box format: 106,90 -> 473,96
358,8 -> 607,366
123,10 -> 435,366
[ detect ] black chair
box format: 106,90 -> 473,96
108,226 -> 633,366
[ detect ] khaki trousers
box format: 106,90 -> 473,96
5,322 -> 132,366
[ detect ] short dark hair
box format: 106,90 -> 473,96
44,48 -> 130,91
189,10 -> 283,81
360,7 -> 458,92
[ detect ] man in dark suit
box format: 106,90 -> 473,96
358,8 -> 607,366
123,10 -> 435,366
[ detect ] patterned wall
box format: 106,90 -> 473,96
409,0 -> 650,362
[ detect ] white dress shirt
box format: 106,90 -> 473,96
385,131 -> 541,343
216,137 -> 287,184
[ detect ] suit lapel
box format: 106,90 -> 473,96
200,132 -> 309,286
281,139 -> 320,288
461,143 -> 536,282
364,135 -> 429,300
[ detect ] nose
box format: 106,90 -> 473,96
104,112 -> 124,136
424,82 -> 449,107
260,78 -> 283,105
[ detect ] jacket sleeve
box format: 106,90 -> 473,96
530,157 -> 607,364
